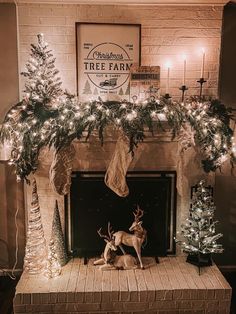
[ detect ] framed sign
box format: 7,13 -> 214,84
76,23 -> 141,102
130,65 -> 160,101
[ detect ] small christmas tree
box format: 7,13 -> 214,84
44,239 -> 61,278
24,178 -> 47,274
21,33 -> 63,106
119,87 -> 124,96
83,80 -> 92,95
51,200 -> 68,266
176,180 -> 223,272
125,83 -> 130,96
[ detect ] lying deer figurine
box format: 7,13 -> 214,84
113,206 -> 147,269
94,222 -> 137,271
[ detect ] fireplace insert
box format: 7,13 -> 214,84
65,171 -> 176,258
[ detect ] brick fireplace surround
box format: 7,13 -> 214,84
13,133 -> 232,313
14,257 -> 231,313
9,0 -> 233,313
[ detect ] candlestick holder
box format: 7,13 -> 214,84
197,78 -> 207,98
179,85 -> 188,102
164,93 -> 171,99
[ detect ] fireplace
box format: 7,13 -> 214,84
65,171 -> 176,259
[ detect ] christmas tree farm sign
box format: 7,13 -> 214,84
76,23 -> 141,102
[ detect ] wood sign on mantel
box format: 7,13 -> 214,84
14,0 -> 229,6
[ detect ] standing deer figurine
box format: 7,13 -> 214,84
113,206 -> 147,269
94,222 -> 137,270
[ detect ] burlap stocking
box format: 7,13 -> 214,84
105,134 -> 133,197
49,144 -> 75,195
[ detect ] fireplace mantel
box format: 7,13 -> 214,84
14,0 -> 230,6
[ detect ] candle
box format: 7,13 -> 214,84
183,55 -> 187,85
167,67 -> 170,94
201,48 -> 205,78
165,62 -> 171,94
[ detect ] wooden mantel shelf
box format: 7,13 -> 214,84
14,257 -> 232,313
14,0 -> 230,5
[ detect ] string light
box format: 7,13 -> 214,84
87,115 -> 96,122
115,118 -> 121,125
24,178 -> 47,274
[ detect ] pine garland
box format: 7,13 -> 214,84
0,34 -> 235,181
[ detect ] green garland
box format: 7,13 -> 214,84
0,95 -> 235,181
0,34 -> 235,181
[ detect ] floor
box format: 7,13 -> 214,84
0,259 -> 235,314
0,275 -> 19,314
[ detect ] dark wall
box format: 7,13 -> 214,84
0,3 -> 25,270
214,174 -> 236,266
219,1 -> 236,108
214,1 -> 236,268
0,2 -> 19,120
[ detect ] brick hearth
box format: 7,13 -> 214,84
13,257 -> 232,314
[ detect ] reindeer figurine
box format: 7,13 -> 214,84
94,222 -> 137,271
113,206 -> 147,269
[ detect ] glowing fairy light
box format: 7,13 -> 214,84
232,146 -> 236,156
126,110 -> 137,121
150,111 -> 157,118
157,113 -> 167,121
87,115 -> 96,122
115,118 -> 121,125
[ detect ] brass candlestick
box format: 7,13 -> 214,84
164,93 -> 171,99
179,85 -> 188,102
197,78 -> 207,98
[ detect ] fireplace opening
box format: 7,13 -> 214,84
65,171 -> 176,258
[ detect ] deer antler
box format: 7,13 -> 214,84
133,205 -> 144,222
97,222 -> 114,241
107,222 -> 115,239
97,227 -> 110,241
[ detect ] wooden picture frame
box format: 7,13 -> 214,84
76,22 -> 141,102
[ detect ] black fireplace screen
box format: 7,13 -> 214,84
66,171 -> 176,258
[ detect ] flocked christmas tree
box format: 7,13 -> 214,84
24,178 -> 47,274
0,33 -> 64,181
50,200 -> 68,266
44,239 -> 61,279
176,180 -> 223,264
21,33 -> 63,106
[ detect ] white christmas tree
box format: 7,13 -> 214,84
21,33 -> 63,105
24,178 -> 47,274
176,180 -> 224,256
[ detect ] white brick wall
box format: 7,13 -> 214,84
17,3 -> 223,99
18,3 -> 223,249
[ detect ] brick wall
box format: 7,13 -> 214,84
17,3 -> 223,98
17,3 -> 222,252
